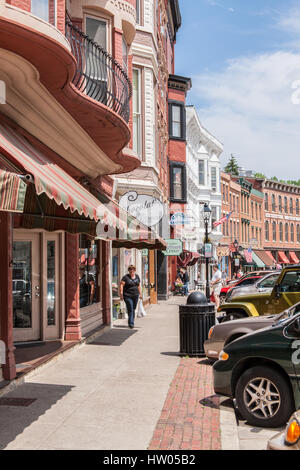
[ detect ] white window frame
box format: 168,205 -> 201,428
132,68 -> 142,157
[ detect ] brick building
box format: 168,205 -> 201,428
0,0 -> 164,383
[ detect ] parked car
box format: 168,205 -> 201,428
267,410 -> 300,450
213,304 -> 300,427
219,274 -> 267,304
204,301 -> 299,361
218,265 -> 300,322
226,272 -> 280,302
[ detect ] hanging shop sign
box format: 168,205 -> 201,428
170,212 -> 194,226
162,239 -> 183,256
119,191 -> 164,227
204,243 -> 212,258
217,246 -> 230,257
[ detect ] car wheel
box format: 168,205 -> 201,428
219,295 -> 226,305
235,366 -> 294,428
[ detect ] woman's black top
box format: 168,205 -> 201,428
121,274 -> 140,298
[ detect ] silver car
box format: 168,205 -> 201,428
204,301 -> 300,361
226,272 -> 280,302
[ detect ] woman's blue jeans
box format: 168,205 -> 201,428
124,295 -> 139,327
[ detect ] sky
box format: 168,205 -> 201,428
175,0 -> 300,180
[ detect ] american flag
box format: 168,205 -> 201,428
213,211 -> 233,228
244,247 -> 253,263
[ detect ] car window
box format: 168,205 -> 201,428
239,277 -> 259,286
258,274 -> 280,288
280,271 -> 300,293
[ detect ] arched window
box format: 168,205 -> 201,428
284,197 -> 288,212
285,223 -> 289,242
265,221 -> 269,241
272,222 -> 277,242
278,196 -> 282,212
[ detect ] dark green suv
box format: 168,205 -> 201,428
213,302 -> 300,428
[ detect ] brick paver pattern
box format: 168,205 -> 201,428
148,358 -> 221,451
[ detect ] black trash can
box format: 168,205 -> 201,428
179,291 -> 215,356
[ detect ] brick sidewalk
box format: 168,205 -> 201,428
148,357 -> 221,451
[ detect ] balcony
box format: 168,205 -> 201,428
65,19 -> 132,123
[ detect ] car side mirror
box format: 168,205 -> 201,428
274,284 -> 281,298
293,318 -> 300,335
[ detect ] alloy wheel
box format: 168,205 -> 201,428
243,377 -> 281,420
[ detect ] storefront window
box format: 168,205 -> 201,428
12,242 -> 32,328
112,248 -> 119,298
79,236 -> 99,308
141,249 -> 150,299
47,241 -> 55,326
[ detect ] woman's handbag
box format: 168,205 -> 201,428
137,299 -> 147,317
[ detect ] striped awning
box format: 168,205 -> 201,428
0,123 -> 123,227
252,251 -> 265,268
254,250 -> 275,267
290,252 -> 300,264
278,251 -> 290,264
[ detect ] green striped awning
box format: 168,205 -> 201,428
0,170 -> 27,212
252,251 -> 265,268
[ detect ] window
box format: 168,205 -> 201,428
211,207 -> 217,227
258,274 -> 279,288
272,194 -> 276,212
136,0 -> 141,24
170,162 -> 187,202
265,193 -> 269,211
79,236 -> 99,308
85,17 -> 108,99
285,223 -> 289,242
265,221 -> 269,241
297,199 -> 300,215
122,37 -> 128,72
211,167 -> 217,192
290,197 -> 294,214
280,271 -> 300,293
278,196 -> 282,212
31,0 -> 56,25
291,224 -> 295,242
198,160 -> 205,185
169,102 -> 186,140
132,68 -> 142,157
86,17 -> 107,50
272,222 -> 277,242
297,225 -> 300,243
279,222 -> 283,242
284,197 -> 288,212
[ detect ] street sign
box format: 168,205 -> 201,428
204,243 -> 212,258
162,239 -> 183,256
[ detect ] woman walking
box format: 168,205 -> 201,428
120,265 -> 142,329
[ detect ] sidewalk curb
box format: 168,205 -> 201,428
0,325 -> 111,398
220,400 -> 240,450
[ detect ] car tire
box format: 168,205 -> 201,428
235,366 -> 294,428
219,294 -> 226,305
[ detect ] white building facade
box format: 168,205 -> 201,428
185,106 -> 223,285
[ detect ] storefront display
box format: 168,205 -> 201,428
141,249 -> 150,299
79,236 -> 99,308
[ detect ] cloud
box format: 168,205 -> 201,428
193,51 -> 300,179
206,0 -> 234,13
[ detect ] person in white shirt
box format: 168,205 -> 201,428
211,265 -> 222,310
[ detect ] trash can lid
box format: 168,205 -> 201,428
186,291 -> 207,305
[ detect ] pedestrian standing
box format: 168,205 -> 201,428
181,267 -> 190,296
120,265 -> 142,329
210,265 -> 222,310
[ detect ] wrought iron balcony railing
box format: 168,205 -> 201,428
65,19 -> 132,123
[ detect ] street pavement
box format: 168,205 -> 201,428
0,297 -> 281,450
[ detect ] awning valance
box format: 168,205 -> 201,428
278,251 -> 290,264
0,170 -> 27,212
290,252 -> 300,264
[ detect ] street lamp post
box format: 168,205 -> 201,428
203,203 -> 212,301
233,239 -> 239,275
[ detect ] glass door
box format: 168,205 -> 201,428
13,233 -> 41,342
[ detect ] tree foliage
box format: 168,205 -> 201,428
224,154 -> 239,176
